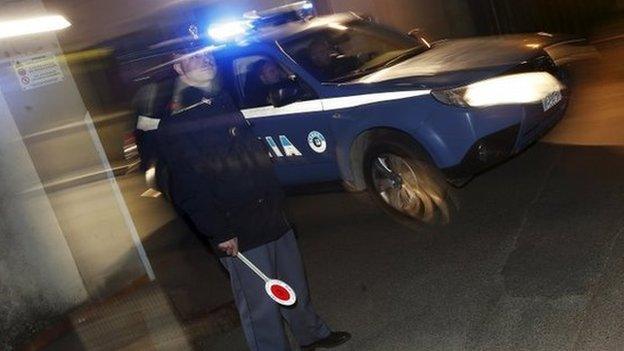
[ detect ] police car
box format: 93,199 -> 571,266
135,1 -> 570,223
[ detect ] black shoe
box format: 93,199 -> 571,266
301,331 -> 351,350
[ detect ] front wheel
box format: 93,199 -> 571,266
363,139 -> 452,224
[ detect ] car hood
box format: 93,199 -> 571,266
352,34 -> 558,89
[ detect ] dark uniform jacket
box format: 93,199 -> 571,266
133,79 -> 175,172
153,82 -> 291,257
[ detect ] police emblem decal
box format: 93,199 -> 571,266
307,131 -> 327,153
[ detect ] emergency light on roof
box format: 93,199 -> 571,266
207,2 -> 315,43
207,20 -> 253,42
244,1 -> 314,19
244,1 -> 315,28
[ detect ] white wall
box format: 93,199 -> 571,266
0,3 -> 156,346
0,85 -> 88,350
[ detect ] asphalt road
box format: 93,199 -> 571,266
105,41 -> 624,351
206,143 -> 624,351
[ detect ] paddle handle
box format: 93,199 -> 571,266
236,252 -> 270,283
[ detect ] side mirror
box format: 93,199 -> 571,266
408,28 -> 432,48
359,13 -> 375,22
269,86 -> 300,108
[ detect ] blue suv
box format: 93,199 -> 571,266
135,9 -> 569,223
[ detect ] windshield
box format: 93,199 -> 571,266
278,20 -> 426,83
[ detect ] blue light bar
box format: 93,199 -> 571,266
207,20 -> 252,42
244,1 -> 315,22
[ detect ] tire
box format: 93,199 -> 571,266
363,135 -> 453,224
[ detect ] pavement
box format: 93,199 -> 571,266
36,37 -> 624,350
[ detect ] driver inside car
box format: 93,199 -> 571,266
303,37 -> 359,81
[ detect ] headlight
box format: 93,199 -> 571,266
432,72 -> 564,107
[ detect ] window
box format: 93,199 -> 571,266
279,20 -> 426,83
233,55 -> 315,109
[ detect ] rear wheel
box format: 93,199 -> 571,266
363,137 -> 452,224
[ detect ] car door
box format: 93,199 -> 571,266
230,51 -> 340,186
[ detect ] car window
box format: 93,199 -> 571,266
278,20 -> 425,83
233,54 -> 316,109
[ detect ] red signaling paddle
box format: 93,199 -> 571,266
236,252 -> 297,306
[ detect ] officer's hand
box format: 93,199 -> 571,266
218,237 -> 239,256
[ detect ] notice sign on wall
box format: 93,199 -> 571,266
12,53 -> 64,91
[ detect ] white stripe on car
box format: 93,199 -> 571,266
241,90 -> 430,119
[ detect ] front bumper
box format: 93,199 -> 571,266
442,91 -> 569,182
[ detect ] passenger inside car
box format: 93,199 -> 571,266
244,59 -> 298,107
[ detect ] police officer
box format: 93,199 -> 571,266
148,35 -> 351,351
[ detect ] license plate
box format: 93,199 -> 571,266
542,90 -> 562,111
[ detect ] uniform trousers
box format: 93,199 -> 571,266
220,230 -> 331,351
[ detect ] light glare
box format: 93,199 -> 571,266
0,15 -> 71,39
463,72 -> 564,107
207,21 -> 250,42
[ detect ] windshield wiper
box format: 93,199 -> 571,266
329,66 -> 381,83
329,46 -> 427,83
380,46 -> 424,69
